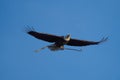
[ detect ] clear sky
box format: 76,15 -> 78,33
1,0 -> 120,80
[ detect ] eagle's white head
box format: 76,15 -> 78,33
64,34 -> 71,41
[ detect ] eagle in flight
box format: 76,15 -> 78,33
26,27 -> 107,52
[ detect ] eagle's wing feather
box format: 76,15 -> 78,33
67,37 -> 108,46
27,30 -> 63,43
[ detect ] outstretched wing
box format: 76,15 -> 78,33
67,37 -> 108,46
26,28 -> 63,43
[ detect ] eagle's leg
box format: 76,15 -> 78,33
34,46 -> 49,53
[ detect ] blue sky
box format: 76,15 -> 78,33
1,0 -> 120,80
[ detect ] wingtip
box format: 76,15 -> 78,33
99,37 -> 108,44
25,26 -> 35,33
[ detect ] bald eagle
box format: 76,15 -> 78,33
26,27 -> 107,52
